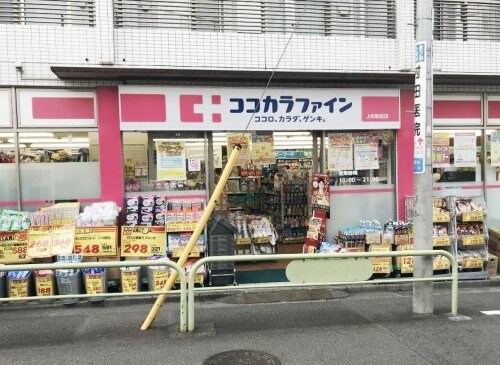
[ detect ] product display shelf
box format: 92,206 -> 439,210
165,199 -> 207,286
280,180 -> 309,245
453,196 -> 489,279
226,176 -> 262,213
432,197 -> 456,273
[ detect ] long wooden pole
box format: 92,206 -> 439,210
141,144 -> 241,330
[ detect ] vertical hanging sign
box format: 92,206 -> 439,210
414,41 -> 427,174
491,131 -> 500,167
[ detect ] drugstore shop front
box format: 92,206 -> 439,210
112,85 -> 408,258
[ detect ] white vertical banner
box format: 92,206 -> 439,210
414,41 -> 427,174
492,131 -> 500,167
454,132 -> 477,167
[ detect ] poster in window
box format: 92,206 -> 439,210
227,133 -> 251,166
252,134 -> 275,165
354,133 -> 379,170
328,133 -> 353,171
491,131 -> 500,167
454,132 -> 477,168
156,140 -> 186,181
432,132 -> 450,167
214,146 -> 223,169
311,173 -> 330,210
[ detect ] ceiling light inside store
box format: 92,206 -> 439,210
17,132 -> 55,137
10,138 -> 90,144
30,143 -> 89,149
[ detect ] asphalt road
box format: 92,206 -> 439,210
1,285 -> 500,365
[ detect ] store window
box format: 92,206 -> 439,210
18,131 -> 100,211
325,130 -> 394,186
0,132 -> 18,209
122,131 -> 207,193
486,129 -> 500,226
432,130 -> 482,183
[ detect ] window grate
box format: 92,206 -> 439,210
113,0 -> 397,39
0,0 -> 96,27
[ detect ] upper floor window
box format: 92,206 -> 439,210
114,0 -> 396,39
0,0 -> 95,27
418,0 -> 500,41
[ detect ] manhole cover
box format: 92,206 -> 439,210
203,350 -> 281,365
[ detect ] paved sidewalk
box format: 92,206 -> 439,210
1,283 -> 500,364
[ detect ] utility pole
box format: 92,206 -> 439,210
413,0 -> 434,314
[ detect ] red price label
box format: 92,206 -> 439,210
122,244 -> 155,255
74,244 -> 102,255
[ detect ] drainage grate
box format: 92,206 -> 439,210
203,350 -> 281,365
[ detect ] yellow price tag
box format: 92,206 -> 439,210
35,276 -> 54,296
121,226 -> 165,257
255,237 -> 270,244
433,212 -> 450,223
172,246 -> 201,258
85,274 -> 105,295
166,221 -> 198,232
195,274 -> 205,285
0,231 -> 30,263
433,236 -> 451,246
463,259 -> 483,269
152,270 -> 169,291
74,227 -> 118,256
121,271 -> 140,293
462,212 -> 483,222
433,259 -> 450,271
462,235 -> 484,246
28,226 -> 53,258
51,225 -> 75,256
9,278 -> 29,297
401,256 -> 414,273
236,238 -> 252,245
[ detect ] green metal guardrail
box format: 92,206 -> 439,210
0,260 -> 188,332
187,250 -> 458,332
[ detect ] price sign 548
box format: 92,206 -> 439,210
74,227 -> 118,257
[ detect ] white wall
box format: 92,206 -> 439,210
0,0 -> 500,87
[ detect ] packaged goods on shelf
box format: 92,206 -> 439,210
40,203 -> 81,225
76,202 -> 120,227
1,210 -> 30,231
317,241 -> 346,254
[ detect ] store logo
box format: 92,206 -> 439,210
179,94 -> 221,123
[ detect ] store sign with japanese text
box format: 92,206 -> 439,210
119,86 -> 401,131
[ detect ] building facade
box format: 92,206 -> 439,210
1,0 -> 499,242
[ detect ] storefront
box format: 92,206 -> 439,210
1,86 -> 499,284
115,85 -> 403,252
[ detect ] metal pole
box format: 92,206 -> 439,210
413,0 -> 434,314
140,145 -> 241,330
